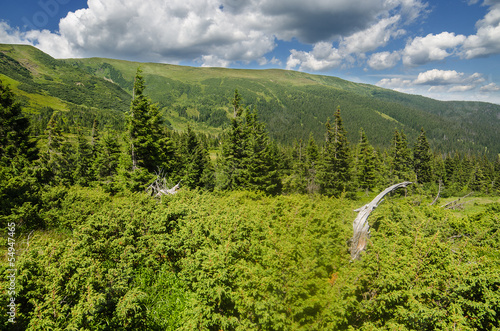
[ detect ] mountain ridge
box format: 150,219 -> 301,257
1,43 -> 499,155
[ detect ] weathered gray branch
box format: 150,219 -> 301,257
350,181 -> 413,260
146,169 -> 180,198
440,191 -> 473,210
429,180 -> 442,206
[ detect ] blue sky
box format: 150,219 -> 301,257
1,0 -> 500,104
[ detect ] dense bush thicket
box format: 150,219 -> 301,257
0,187 -> 498,330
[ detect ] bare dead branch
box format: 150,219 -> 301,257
146,168 -> 180,198
350,181 -> 413,260
440,192 -> 473,209
429,180 -> 442,206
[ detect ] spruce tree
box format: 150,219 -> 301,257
0,79 -> 37,165
181,125 -> 214,189
493,155 -> 500,194
72,128 -> 94,186
357,129 -> 378,191
41,111 -> 73,184
305,133 -> 320,194
217,91 -> 280,194
287,139 -> 307,193
390,130 -> 413,182
93,131 -> 121,181
413,128 -> 433,184
217,90 -> 248,190
243,109 -> 281,194
317,107 -> 351,197
0,80 -> 40,228
128,68 -> 174,174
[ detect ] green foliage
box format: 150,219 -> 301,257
0,187 -> 186,330
179,125 -> 214,190
317,108 -> 352,197
414,128 -> 433,184
1,184 -> 499,330
0,79 -> 38,164
337,201 -> 500,330
128,68 -> 175,174
217,92 -> 281,194
356,129 -> 379,191
390,130 -> 414,182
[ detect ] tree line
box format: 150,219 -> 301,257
1,70 -> 500,229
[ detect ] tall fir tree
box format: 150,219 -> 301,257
217,91 -> 280,194
390,130 -> 414,182
286,139 -> 307,193
93,131 -> 121,181
242,109 -> 281,194
493,155 -> 500,194
0,79 -> 40,228
317,107 -> 351,197
0,79 -> 38,165
181,125 -> 214,189
72,128 -> 94,186
41,111 -> 73,184
357,129 -> 378,191
304,133 -> 320,194
128,68 -> 174,174
413,128 -> 433,184
217,90 -> 248,190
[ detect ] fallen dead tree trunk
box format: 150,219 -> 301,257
350,181 -> 413,260
440,191 -> 473,210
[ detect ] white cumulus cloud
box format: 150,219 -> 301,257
368,51 -> 402,70
0,0 -> 426,67
286,42 -> 343,71
414,69 -> 465,85
402,32 -> 466,66
462,3 -> 500,58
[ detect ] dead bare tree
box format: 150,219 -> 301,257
441,191 -> 473,210
429,180 -> 442,206
146,168 -> 180,198
350,181 -> 413,260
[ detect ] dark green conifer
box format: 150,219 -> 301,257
93,131 -> 121,181
217,96 -> 247,190
217,91 -> 280,194
357,129 -> 378,191
391,130 -> 413,182
305,133 -> 320,194
128,68 -> 175,174
317,107 -> 351,197
0,80 -> 38,164
41,111 -> 73,184
181,125 -> 214,189
413,128 -> 433,184
243,110 -> 281,194
72,128 -> 94,186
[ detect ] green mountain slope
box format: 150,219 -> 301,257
64,56 -> 500,154
0,44 -> 130,132
1,43 -> 499,154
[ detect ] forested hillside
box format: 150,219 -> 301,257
1,43 -> 500,155
1,44 -> 500,330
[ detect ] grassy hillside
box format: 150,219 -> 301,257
64,57 -> 500,154
0,44 -> 130,133
1,43 -> 499,154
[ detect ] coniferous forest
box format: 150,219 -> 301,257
1,63 -> 500,330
